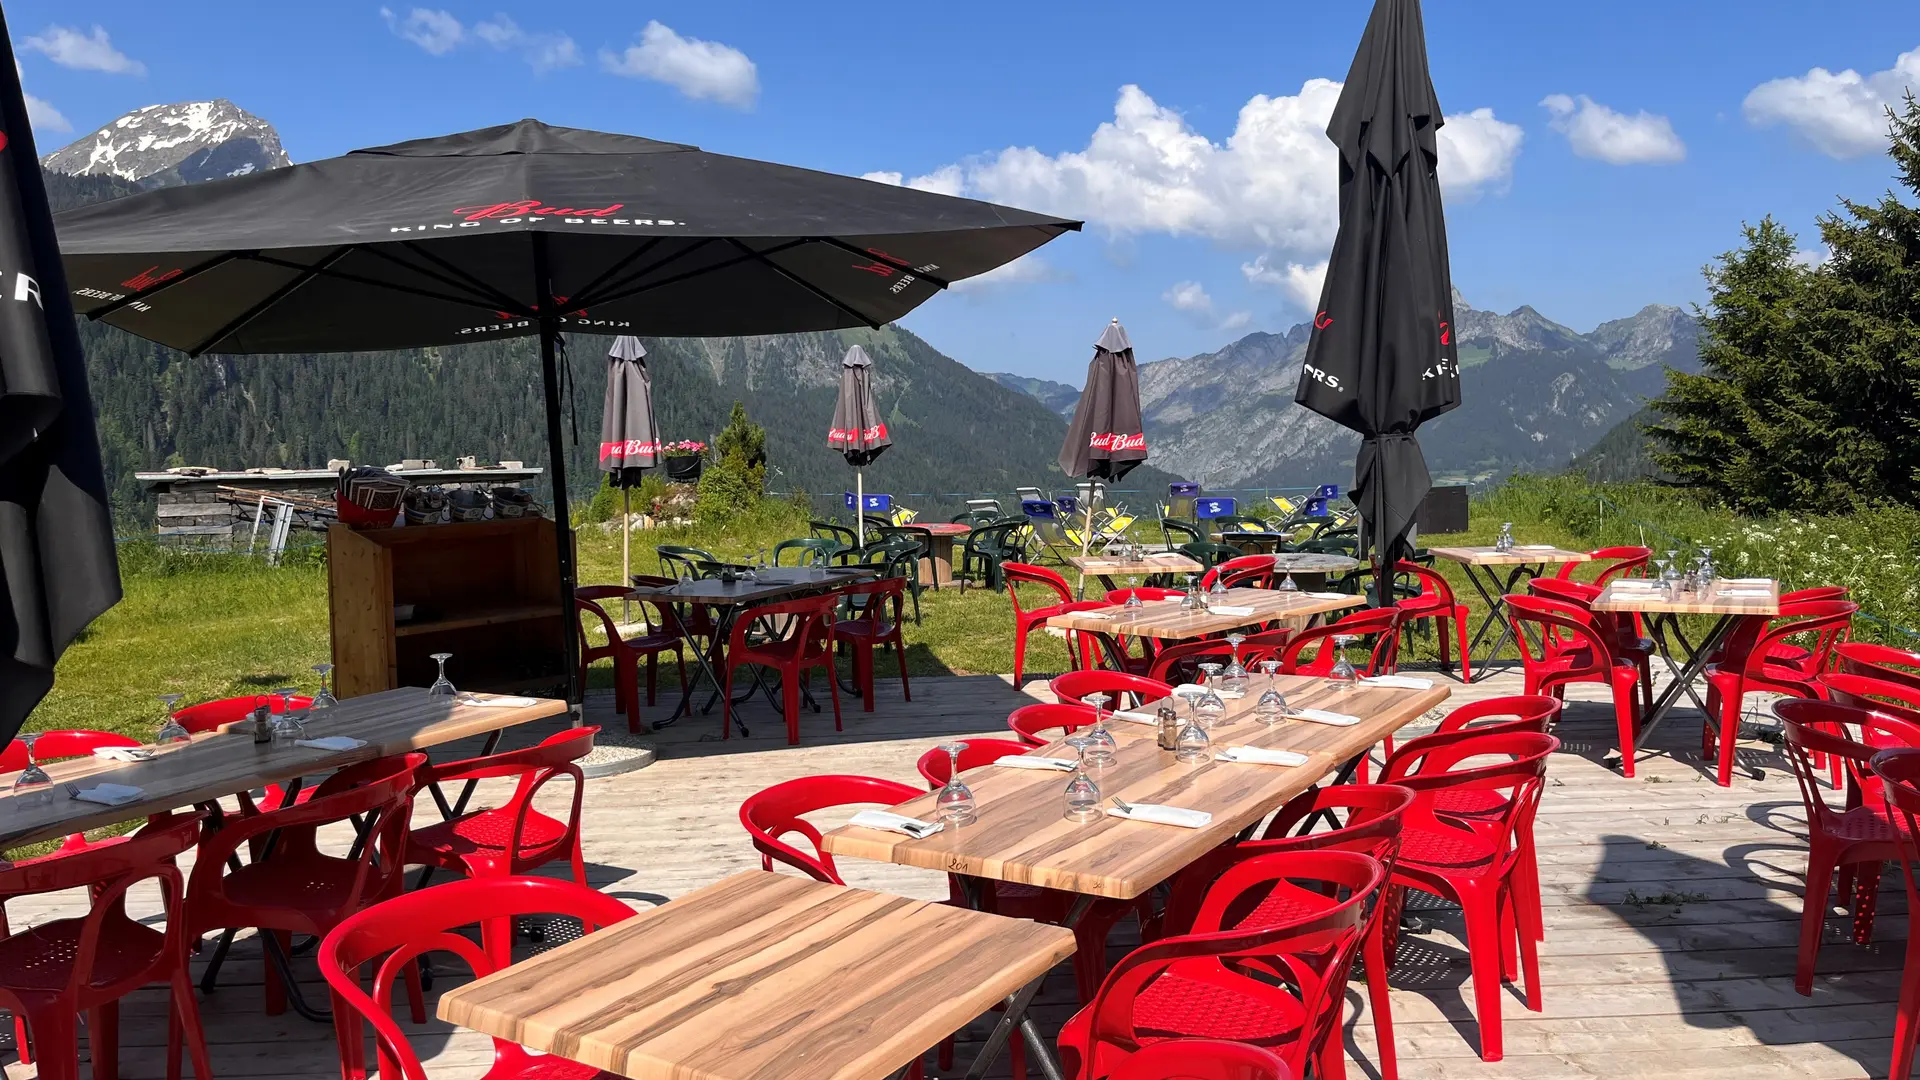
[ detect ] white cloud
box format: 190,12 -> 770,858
1792,246 -> 1831,269
1163,279 -> 1252,332
1242,255 -> 1328,314
948,253 -> 1065,294
379,7 -> 463,55
1744,46 -> 1920,158
24,24 -> 144,76
14,60 -> 68,132
601,21 -> 758,108
1540,94 -> 1685,165
472,15 -> 580,72
861,166 -> 965,197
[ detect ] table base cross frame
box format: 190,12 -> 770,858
947,878 -> 1091,1080
1615,612 -> 1737,774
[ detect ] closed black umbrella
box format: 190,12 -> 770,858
599,335 -> 657,597
0,12 -> 121,738
53,118 -> 1080,700
1295,0 -> 1462,603
828,344 -> 891,549
1059,319 -> 1147,482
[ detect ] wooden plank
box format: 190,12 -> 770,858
821,677 -> 1448,899
1065,553 -> 1203,576
328,522 -> 393,698
393,602 -> 565,637
1046,586 -> 1364,642
1592,578 -> 1781,616
158,524 -> 237,536
437,872 -> 1075,1080
1430,545 -> 1591,567
0,689 -> 563,848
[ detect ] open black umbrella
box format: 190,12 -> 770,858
1059,318 -> 1146,572
1295,0 -> 1462,603
599,334 -> 657,598
54,118 -> 1080,700
828,344 -> 890,550
0,12 -> 122,739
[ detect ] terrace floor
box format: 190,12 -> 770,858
1,665 -> 1905,1080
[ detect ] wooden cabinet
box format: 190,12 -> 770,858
328,518 -> 567,699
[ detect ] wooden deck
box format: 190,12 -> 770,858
1,665 -> 1905,1080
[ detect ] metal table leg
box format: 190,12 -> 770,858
955,884 -> 1090,1080
1633,613 -> 1735,745
657,603 -> 749,737
1460,563 -> 1545,681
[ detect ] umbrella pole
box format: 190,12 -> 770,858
534,235 -> 581,711
1073,488 -> 1098,599
856,468 -> 865,553
621,485 -> 632,624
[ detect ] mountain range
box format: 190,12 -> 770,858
42,100 -> 289,188
989,296 -> 1697,487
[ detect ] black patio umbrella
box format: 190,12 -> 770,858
1059,318 -> 1147,567
53,118 -> 1080,700
0,15 -> 122,740
827,344 -> 891,550
1295,0 -> 1462,604
599,334 -> 658,597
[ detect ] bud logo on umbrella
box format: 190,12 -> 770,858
1088,431 -> 1146,452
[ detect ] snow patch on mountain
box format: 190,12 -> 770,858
42,100 -> 289,187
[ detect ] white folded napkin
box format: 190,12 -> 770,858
1216,746 -> 1310,766
848,809 -> 944,839
1724,578 -> 1771,585
994,755 -> 1077,771
91,747 -> 154,762
1305,592 -> 1351,600
73,783 -> 145,807
1110,709 -> 1161,725
1610,579 -> 1661,589
296,736 -> 367,751
1172,683 -> 1243,700
1207,604 -> 1256,617
1107,803 -> 1212,828
1361,675 -> 1434,690
1073,611 -> 1115,621
1287,708 -> 1361,726
1721,588 -> 1773,597
456,695 -> 541,708
1146,552 -> 1189,561
1516,545 -> 1559,551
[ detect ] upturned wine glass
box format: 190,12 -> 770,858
1278,561 -> 1300,592
1328,636 -> 1359,684
1222,634 -> 1250,694
1123,590 -> 1145,610
1196,663 -> 1229,725
1256,660 -> 1288,724
1181,575 -> 1201,611
157,693 -> 190,744
11,734 -> 51,801
1081,694 -> 1118,768
934,742 -> 977,826
270,687 -> 307,747
1062,737 -> 1103,822
428,653 -> 457,697
310,663 -> 338,710
1174,700 -> 1211,763
1209,574 -> 1230,599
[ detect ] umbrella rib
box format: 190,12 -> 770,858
389,241 -> 534,316
723,238 -> 881,329
565,237 -> 665,311
86,251 -> 245,320
567,238 -> 725,310
186,247 -> 354,357
808,236 -> 951,291
351,244 -> 509,309
583,238 -> 810,310
244,253 -> 500,311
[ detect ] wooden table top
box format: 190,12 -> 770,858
0,689 -> 564,850
437,871 -> 1075,1080
628,566 -> 876,606
1590,578 -> 1781,617
1269,552 -> 1363,572
822,675 -> 1449,899
1067,553 -> 1205,576
1046,587 -> 1364,642
1429,545 -> 1592,567
919,523 -> 973,537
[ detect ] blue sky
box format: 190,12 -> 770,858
11,0 -> 1920,382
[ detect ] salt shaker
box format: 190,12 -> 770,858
1157,703 -> 1180,752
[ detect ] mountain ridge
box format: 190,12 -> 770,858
43,99 -> 290,188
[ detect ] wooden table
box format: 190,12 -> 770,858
1046,587 -> 1364,659
1269,552 -> 1362,591
822,675 -> 1448,901
438,871 -> 1076,1080
1593,578 -> 1781,754
630,567 -> 877,732
1066,552 -> 1204,598
1218,531 -> 1284,554
0,688 -> 563,850
1430,545 -> 1592,678
918,522 -> 972,587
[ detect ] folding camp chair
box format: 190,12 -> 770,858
1021,499 -> 1078,565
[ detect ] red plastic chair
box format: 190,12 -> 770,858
1199,555 -> 1277,591
1057,850 -> 1385,1080
1776,699 -> 1920,994
721,592 -> 843,744
321,876 -> 636,1080
1049,670 -> 1175,712
1503,593 -> 1644,777
1423,695 -> 1564,826
1704,600 -> 1856,787
835,577 -> 912,711
576,585 -> 686,733
1009,702 -> 1098,747
1102,589 -> 1184,674
1106,587 -> 1185,605
1279,607 -> 1401,677
1007,562 -> 1080,687
1108,1039 -> 1294,1080
1378,730 -> 1559,1062
739,775 -> 924,883
916,738 -> 1038,787
1554,545 -> 1650,585
1145,638 -> 1237,686
1528,576 -> 1654,710
1157,785 -> 1415,1080
405,727 -> 596,894
1821,671 -> 1920,727
0,812 -> 210,1080
1866,748 -> 1920,1080
1394,560 -> 1473,681
1837,641 -> 1920,695
184,753 -> 426,1019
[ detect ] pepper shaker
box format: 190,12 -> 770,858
1157,703 -> 1180,752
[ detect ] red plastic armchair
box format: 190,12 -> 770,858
1528,576 -> 1655,709
1057,850 -> 1386,1080
1821,672 -> 1920,727
1199,555 -> 1277,591
1108,1040 -> 1293,1080
1280,607 -> 1401,677
1422,695 -> 1563,826
576,585 -> 686,733
1504,593 -> 1644,777
406,727 -> 596,893
739,774 -> 924,883
722,592 -> 842,744
1837,641 -> 1920,694
321,876 -> 636,1080
1704,600 -> 1857,787
1049,670 -> 1175,712
1866,748 -> 1920,1080
1006,562 -> 1079,686
0,812 -> 210,1080
1146,638 -> 1236,686
1009,703 -> 1098,747
917,738 -> 1037,786
1554,545 -> 1650,585
184,753 -> 426,1020
836,577 -> 912,711
1378,730 -> 1559,1062
1393,559 -> 1472,681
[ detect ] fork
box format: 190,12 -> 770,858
1110,795 -> 1134,814
63,783 -> 80,801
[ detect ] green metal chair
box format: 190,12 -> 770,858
772,537 -> 846,567
656,544 -> 723,580
1160,518 -> 1204,549
809,520 -> 860,550
1177,540 -> 1242,571
859,538 -> 926,624
957,518 -> 1027,593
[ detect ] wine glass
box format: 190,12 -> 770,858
1196,663 -> 1229,726
934,742 -> 977,826
428,653 -> 457,697
270,687 -> 307,747
1123,591 -> 1144,610
157,693 -> 190,744
1256,660 -> 1288,724
1222,634 -> 1250,694
1181,575 -> 1200,611
1329,636 -> 1359,684
1652,558 -> 1672,595
1696,549 -> 1716,587
1278,559 -> 1299,592
1174,700 -> 1211,763
1081,694 -> 1118,768
11,734 -> 51,801
1062,737 -> 1103,822
310,664 -> 338,710
1209,573 -> 1230,599
1496,522 -> 1515,553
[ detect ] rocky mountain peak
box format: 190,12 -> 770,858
42,100 -> 289,189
